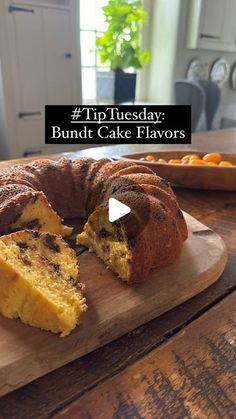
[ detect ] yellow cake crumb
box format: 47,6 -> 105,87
0,230 -> 87,336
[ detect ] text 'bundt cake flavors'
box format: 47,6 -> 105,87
0,230 -> 87,336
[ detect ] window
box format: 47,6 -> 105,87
80,0 -> 109,103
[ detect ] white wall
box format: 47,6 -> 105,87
173,0 -> 236,128
0,60 -> 9,160
146,0 -> 181,104
145,0 -> 236,128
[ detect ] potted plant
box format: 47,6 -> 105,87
96,0 -> 151,104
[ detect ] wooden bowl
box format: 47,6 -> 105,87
114,150 -> 236,190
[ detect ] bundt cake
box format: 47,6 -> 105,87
0,184 -> 72,237
0,230 -> 87,336
77,192 -> 184,283
0,157 -> 188,283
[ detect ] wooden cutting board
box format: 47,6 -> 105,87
0,213 -> 227,397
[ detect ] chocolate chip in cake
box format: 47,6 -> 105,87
44,234 -> 60,252
17,242 -> 29,250
98,228 -> 111,238
52,263 -> 61,274
69,276 -> 78,286
25,219 -> 40,229
32,231 -> 40,239
40,255 -> 50,264
40,256 -> 60,274
111,186 -> 118,194
19,254 -> 31,266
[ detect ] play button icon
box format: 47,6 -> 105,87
108,197 -> 131,223
90,174 -> 151,238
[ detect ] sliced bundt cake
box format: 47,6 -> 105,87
0,185 -> 72,237
0,230 -> 87,336
77,188 -> 184,284
0,157 -> 188,284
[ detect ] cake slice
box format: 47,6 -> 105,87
0,230 -> 87,336
77,192 -> 183,284
0,185 -> 72,237
10,190 -> 73,237
77,207 -> 132,282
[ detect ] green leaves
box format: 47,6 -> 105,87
96,0 -> 151,70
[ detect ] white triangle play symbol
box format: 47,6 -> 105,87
108,197 -> 131,223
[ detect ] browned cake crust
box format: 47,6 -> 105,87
0,185 -> 39,235
0,157 -> 188,282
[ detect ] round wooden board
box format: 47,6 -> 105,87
0,212 -> 227,396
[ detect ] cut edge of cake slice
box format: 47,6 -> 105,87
0,230 -> 87,337
10,191 -> 72,238
76,206 -> 132,283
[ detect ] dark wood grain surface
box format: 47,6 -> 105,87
0,131 -> 235,418
55,291 -> 236,419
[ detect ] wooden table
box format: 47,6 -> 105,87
0,129 -> 236,418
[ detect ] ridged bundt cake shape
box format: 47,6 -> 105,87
0,157 -> 188,283
77,178 -> 186,283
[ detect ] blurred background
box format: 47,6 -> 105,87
1,0 -> 236,159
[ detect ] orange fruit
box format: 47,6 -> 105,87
181,154 -> 199,161
181,158 -> 190,165
207,162 -> 218,166
157,158 -> 167,164
168,159 -> 182,164
188,159 -> 207,165
219,161 -> 234,167
145,154 -> 156,161
202,152 -> 222,164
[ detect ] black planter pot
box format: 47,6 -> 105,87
96,69 -> 136,104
